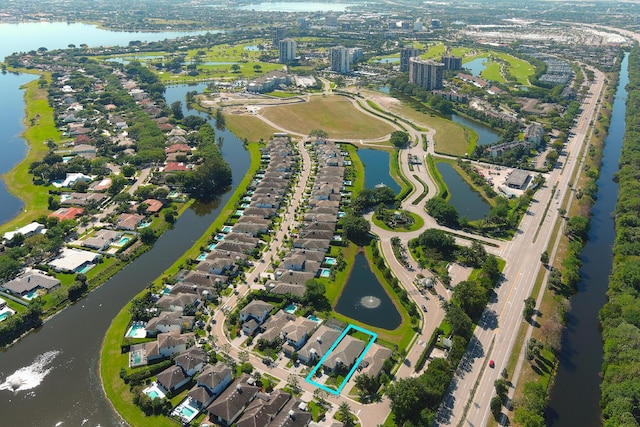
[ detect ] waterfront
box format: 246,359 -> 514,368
451,114 -> 500,146
359,148 -> 401,193
0,84 -> 250,427
436,162 -> 491,221
546,53 -> 629,426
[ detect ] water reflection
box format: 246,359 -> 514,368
436,162 -> 490,221
335,253 -> 401,330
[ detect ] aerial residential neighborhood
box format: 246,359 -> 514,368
0,1 -> 638,426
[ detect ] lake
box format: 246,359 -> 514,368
358,148 -> 400,193
238,2 -> 354,12
0,72 -> 35,225
0,22 -> 213,61
451,114 -> 500,146
436,162 -> 490,221
464,57 -> 487,77
335,253 -> 401,330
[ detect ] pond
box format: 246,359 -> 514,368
451,114 -> 500,146
358,148 -> 400,193
436,162 -> 491,221
335,253 -> 401,330
464,57 -> 488,77
373,57 -> 400,64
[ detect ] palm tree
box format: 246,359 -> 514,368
337,402 -> 356,427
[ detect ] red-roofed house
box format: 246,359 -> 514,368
165,144 -> 192,154
49,207 -> 84,221
164,162 -> 189,172
142,199 -> 163,213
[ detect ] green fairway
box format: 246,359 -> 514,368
225,114 -> 280,143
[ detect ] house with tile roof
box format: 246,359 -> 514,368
206,374 -> 260,426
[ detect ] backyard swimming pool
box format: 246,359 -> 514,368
319,268 -> 331,278
322,257 -> 337,265
125,322 -> 147,338
221,225 -> 233,233
197,253 -> 207,261
284,303 -> 298,314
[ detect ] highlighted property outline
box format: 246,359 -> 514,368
305,324 -> 377,395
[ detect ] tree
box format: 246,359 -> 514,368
494,378 -> 508,397
170,101 -> 184,120
452,280 -> 488,320
231,64 -> 241,73
341,214 -> 370,241
390,131 -> 410,148
354,373 -> 379,400
523,297 -> 536,321
540,250 -> 549,265
416,228 -> 456,260
303,279 -> 330,311
445,303 -> 473,339
309,129 -> 328,139
140,228 -> 157,245
286,373 -> 300,393
337,402 -> 357,427
490,395 -> 503,419
122,164 -> 137,178
425,197 -> 459,227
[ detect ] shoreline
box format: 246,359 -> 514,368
0,71 -> 58,233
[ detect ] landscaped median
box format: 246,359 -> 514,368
100,142 -> 262,426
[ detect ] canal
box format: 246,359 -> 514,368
0,84 -> 250,427
546,53 -> 629,426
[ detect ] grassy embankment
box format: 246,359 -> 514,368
101,142 -> 262,427
1,77 -> 60,233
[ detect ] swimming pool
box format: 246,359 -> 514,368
284,303 -> 298,314
172,398 -> 200,423
143,383 -> 166,400
162,286 -> 172,295
234,210 -> 244,216
222,225 -> 233,233
0,312 -> 11,322
197,253 -> 207,261
215,233 -> 225,241
25,289 -> 39,300
323,257 -> 337,265
208,242 -> 217,251
77,264 -> 94,274
307,314 -> 322,323
125,323 -> 147,338
319,268 -> 331,278
116,236 -> 131,246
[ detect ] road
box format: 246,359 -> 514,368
438,66 -> 605,426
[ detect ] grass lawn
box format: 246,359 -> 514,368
372,211 -> 424,232
422,43 -> 446,59
1,77 -> 62,234
382,101 -> 469,156
481,61 -> 506,84
225,114 -> 280,143
260,95 -> 394,140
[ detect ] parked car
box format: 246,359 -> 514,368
489,360 -> 495,368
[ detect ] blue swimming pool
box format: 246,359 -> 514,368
319,268 -> 331,278
77,264 -> 94,274
222,226 -> 233,233
208,242 -> 217,250
116,236 -> 131,245
284,303 -> 298,314
197,253 -> 207,261
0,312 -> 11,321
307,314 -> 322,323
323,257 -> 337,265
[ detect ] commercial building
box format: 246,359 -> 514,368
278,38 -> 297,63
400,47 -> 420,72
330,46 -> 350,74
409,58 -> 444,90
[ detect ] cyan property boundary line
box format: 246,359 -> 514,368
305,324 -> 377,395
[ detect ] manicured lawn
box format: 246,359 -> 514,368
1,77 -> 62,233
384,101 -> 469,156
260,96 -> 394,140
225,114 -> 280,143
422,42 -> 446,59
481,61 -> 506,84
